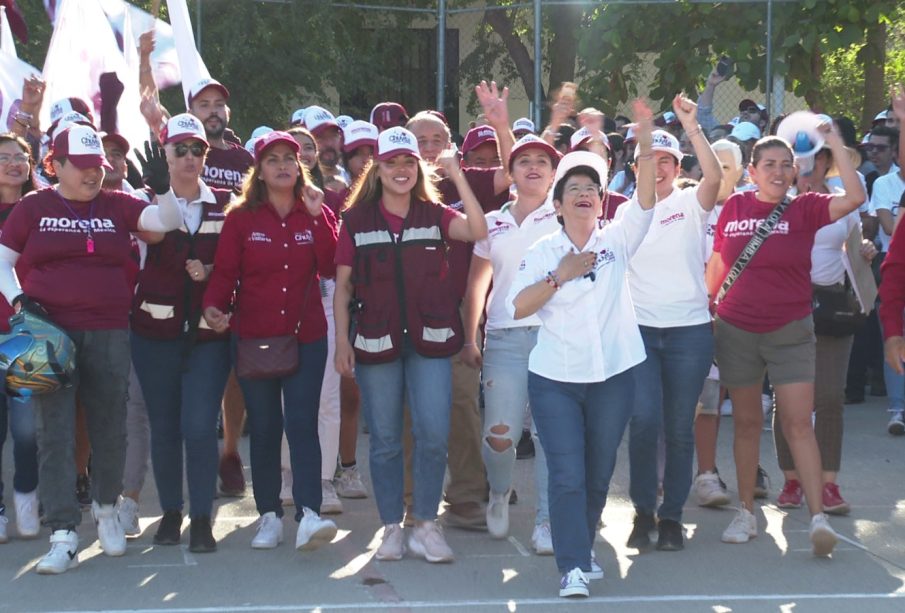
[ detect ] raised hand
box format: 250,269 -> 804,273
672,93 -> 698,127
20,75 -> 46,111
135,140 -> 170,195
632,99 -> 654,147
140,87 -> 165,136
139,30 -> 156,58
303,183 -> 325,217
436,146 -> 461,176
890,83 -> 905,122
475,80 -> 510,130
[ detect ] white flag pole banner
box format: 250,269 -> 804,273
115,6 -> 151,164
166,0 -> 210,108
0,9 -> 40,132
1,6 -> 18,58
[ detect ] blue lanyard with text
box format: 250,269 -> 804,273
54,189 -> 98,254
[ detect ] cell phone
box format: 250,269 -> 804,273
716,56 -> 734,78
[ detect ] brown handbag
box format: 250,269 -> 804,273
235,278 -> 314,380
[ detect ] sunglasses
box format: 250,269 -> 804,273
174,142 -> 207,158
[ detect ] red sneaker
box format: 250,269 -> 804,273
776,479 -> 802,508
822,482 -> 850,516
218,451 -> 246,496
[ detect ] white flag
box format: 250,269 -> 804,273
166,0 -> 210,108
1,6 -> 18,58
115,7 -> 150,163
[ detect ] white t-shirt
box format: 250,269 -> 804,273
827,172 -> 870,215
811,210 -> 860,286
507,200 -> 654,383
616,185 -> 711,328
869,170 -> 905,252
473,200 -> 559,330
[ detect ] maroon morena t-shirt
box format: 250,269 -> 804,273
203,143 -> 253,191
1,187 -> 148,330
714,190 -> 833,333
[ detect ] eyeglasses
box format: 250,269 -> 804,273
0,153 -> 29,165
742,106 -> 760,114
863,144 -> 890,152
174,143 -> 207,158
566,183 -> 600,196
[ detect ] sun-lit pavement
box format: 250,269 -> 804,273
1,395 -> 903,612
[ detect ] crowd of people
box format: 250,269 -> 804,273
0,47 -> 903,600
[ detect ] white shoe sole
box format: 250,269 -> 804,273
251,537 -> 282,550
721,532 -> 756,544
559,586 -> 589,598
320,502 -> 343,515
408,538 -> 454,563
36,556 -> 79,575
811,527 -> 837,557
698,492 -> 731,508
296,523 -> 337,551
337,489 -> 368,499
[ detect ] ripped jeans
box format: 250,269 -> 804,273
481,326 -> 549,525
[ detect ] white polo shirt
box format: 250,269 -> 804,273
616,186 -> 711,328
869,167 -> 904,252
507,199 -> 654,383
473,200 -> 560,330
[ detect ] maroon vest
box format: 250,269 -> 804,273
343,199 -> 463,364
131,188 -> 231,342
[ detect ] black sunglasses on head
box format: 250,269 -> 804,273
174,142 -> 207,158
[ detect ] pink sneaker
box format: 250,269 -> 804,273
776,479 -> 802,509
822,482 -> 850,515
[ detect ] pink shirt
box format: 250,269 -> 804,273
714,190 -> 832,333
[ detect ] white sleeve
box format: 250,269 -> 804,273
505,241 -> 548,319
611,199 -> 655,258
138,189 -> 183,232
0,245 -> 22,305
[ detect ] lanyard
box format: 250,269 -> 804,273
54,189 -> 97,254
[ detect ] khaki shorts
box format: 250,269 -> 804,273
714,315 -> 816,388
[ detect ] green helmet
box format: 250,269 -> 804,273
0,310 -> 77,397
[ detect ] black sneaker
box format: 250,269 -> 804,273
626,512 -> 656,550
844,390 -> 865,404
515,430 -> 535,459
189,516 -> 217,553
75,474 -> 91,508
656,519 -> 684,551
754,465 -> 770,499
154,510 -> 183,545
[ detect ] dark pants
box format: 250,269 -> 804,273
34,329 -> 131,530
131,334 -> 231,518
0,394 -> 38,515
235,337 -> 327,522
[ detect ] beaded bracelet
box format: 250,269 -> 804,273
545,271 -> 561,290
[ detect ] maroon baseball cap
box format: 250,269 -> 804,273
99,131 -> 130,154
508,134 -> 560,171
52,126 -> 113,170
342,121 -> 379,152
187,78 -> 230,107
49,97 -> 94,125
253,131 -> 300,163
370,102 -> 409,132
461,125 -> 497,156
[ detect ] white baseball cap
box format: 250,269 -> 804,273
553,151 -> 608,194
52,125 -> 113,170
376,127 -> 421,161
187,78 -> 230,107
635,129 -> 683,161
512,117 -> 535,134
290,107 -> 307,126
161,113 -> 209,146
570,126 -> 610,152
336,115 -> 354,129
304,106 -> 340,136
729,121 -> 762,142
343,121 -> 379,152
251,125 -> 274,140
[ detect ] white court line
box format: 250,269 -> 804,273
126,564 -> 189,569
181,545 -> 198,567
507,536 -> 530,557
43,591 -> 905,613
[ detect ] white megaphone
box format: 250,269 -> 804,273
777,111 -> 826,176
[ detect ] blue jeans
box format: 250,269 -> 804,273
628,323 -> 713,522
880,318 -> 905,412
131,334 -> 231,518
236,337 -> 327,521
0,394 -> 38,515
482,326 -> 549,524
356,340 -> 451,524
529,369 -> 634,574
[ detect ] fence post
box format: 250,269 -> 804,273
765,0 -> 773,119
437,0 -> 446,114
533,0 -> 542,129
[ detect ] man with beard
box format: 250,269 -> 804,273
304,106 -> 349,190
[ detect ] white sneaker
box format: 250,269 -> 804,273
375,523 -> 405,561
320,480 -> 343,515
36,530 -> 79,574
559,567 -> 589,598
694,472 -> 731,508
721,507 -> 757,544
280,468 -> 293,507
810,513 -> 838,557
91,501 -> 126,556
0,515 -> 8,544
251,512 -> 283,549
719,398 -> 733,416
531,521 -> 554,555
408,520 -> 454,563
295,507 -> 337,551
14,490 -> 40,538
335,465 -> 368,499
117,496 -> 140,538
888,410 -> 905,436
486,489 -> 511,539
587,550 -> 604,580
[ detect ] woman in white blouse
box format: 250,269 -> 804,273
507,102 -> 656,599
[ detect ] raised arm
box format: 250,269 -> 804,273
673,94 -> 722,210
439,149 -> 489,243
475,80 -> 514,190
633,100 -> 656,212
825,121 -> 867,222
